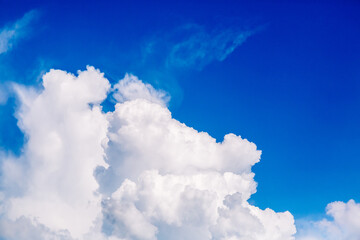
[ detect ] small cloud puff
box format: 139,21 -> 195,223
112,73 -> 170,106
297,199 -> 360,240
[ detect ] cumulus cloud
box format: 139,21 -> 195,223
0,66 -> 296,239
3,66 -> 110,239
297,199 -> 360,240
0,10 -> 39,54
112,73 -> 170,106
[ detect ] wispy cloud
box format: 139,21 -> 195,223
166,24 -> 253,69
136,23 -> 262,106
0,83 -> 9,105
143,23 -> 261,71
0,10 -> 39,55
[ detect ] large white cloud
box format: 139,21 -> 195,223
0,66 -> 297,239
2,66 -> 110,239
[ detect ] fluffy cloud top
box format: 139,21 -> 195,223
4,67 -> 110,239
0,66 -> 302,240
112,73 -> 170,106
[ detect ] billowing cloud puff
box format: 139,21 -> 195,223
297,199 -> 360,240
4,66 -> 110,239
112,73 -> 170,106
0,66 -> 296,239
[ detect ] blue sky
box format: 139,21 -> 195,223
1,0 -> 360,238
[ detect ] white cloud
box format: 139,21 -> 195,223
0,66 -> 296,240
0,217 -> 73,240
0,10 -> 38,54
3,66 -> 110,239
112,73 -> 170,106
211,193 -> 295,240
297,199 -> 360,240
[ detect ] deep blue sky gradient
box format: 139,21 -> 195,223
1,0 -> 360,219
